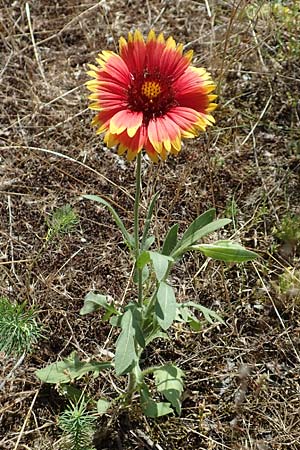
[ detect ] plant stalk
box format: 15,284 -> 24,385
134,152 -> 143,305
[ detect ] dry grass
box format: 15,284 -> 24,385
1,0 -> 300,449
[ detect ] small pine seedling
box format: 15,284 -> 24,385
46,204 -> 79,241
0,297 -> 41,356
58,397 -> 96,450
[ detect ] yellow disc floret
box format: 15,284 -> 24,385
141,81 -> 161,99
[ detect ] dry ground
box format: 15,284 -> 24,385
1,0 -> 300,449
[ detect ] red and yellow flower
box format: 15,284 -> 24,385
87,30 -> 217,162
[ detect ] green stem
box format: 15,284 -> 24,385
134,152 -> 143,305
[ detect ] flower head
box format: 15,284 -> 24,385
87,30 -> 217,162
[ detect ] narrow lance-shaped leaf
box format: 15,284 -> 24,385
175,305 -> 202,331
181,208 -> 216,243
192,240 -> 258,263
172,218 -> 231,258
185,301 -> 224,324
162,223 -> 178,256
83,194 -> 134,249
155,282 -> 176,330
141,192 -> 160,250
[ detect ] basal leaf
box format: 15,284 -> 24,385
97,398 -> 111,414
36,352 -> 111,384
162,223 -> 179,256
185,301 -> 224,324
176,305 -> 202,331
114,309 -> 137,376
140,384 -> 173,418
153,364 -> 184,415
83,194 -> 134,249
193,240 -> 258,263
155,282 -> 176,330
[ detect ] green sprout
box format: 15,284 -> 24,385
46,204 -> 79,241
58,397 -> 96,450
0,297 -> 41,356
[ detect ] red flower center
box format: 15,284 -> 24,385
127,70 -> 177,125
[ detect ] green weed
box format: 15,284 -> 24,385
0,297 -> 41,356
46,204 -> 79,241
58,397 -> 96,450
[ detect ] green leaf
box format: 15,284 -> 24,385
181,208 -> 216,243
155,282 -> 176,330
189,319 -> 202,332
140,384 -> 173,418
172,218 -> 231,258
129,304 -> 145,349
176,305 -> 202,331
149,251 -> 173,281
162,223 -> 178,256
137,251 -> 151,269
141,192 -> 160,250
192,240 -> 258,263
153,364 -> 184,415
143,235 -> 155,250
36,352 -> 112,384
185,301 -> 224,324
109,315 -> 121,327
114,304 -> 144,376
144,330 -> 169,346
97,398 -> 111,414
83,194 -> 134,249
80,292 -> 118,320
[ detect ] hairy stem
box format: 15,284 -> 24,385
134,152 -> 143,305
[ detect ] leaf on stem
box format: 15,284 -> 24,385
83,194 -> 134,249
141,192 -> 160,250
137,251 -> 173,281
153,364 -> 184,415
80,292 -> 118,320
162,223 -> 179,256
172,218 -> 231,258
155,282 -> 176,330
149,251 -> 173,281
181,208 -> 216,243
192,240 -> 258,262
36,352 -> 112,384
